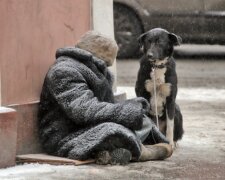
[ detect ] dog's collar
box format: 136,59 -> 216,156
150,60 -> 169,69
151,63 -> 168,69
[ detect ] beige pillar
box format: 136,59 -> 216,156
91,0 -> 117,91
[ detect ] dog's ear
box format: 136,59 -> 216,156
169,33 -> 182,46
137,32 -> 148,49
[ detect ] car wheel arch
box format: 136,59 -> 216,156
114,2 -> 146,58
113,2 -> 145,34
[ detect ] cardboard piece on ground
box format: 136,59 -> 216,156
16,154 -> 95,166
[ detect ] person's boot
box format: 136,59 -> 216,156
138,143 -> 173,161
95,148 -> 132,165
95,150 -> 111,165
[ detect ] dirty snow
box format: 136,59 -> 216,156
0,163 -> 55,177
0,163 -> 90,180
0,86 -> 225,179
117,86 -> 225,101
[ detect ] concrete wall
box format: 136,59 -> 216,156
0,0 -> 118,157
0,0 -> 118,105
0,0 -> 91,106
0,0 -> 91,155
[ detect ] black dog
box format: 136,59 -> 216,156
135,28 -> 184,148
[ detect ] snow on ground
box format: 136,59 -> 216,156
1,86 -> 225,179
0,163 -> 54,177
117,86 -> 225,101
0,163 -> 90,179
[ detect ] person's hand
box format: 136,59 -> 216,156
132,97 -> 150,115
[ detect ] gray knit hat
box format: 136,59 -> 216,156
76,31 -> 118,66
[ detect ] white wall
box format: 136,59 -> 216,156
91,0 -> 117,90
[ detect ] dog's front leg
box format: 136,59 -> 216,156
166,99 -> 175,148
145,79 -> 154,93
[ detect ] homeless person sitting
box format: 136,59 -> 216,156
38,31 -> 173,165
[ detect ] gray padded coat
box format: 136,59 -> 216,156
38,47 -> 144,160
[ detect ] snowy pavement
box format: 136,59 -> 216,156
0,86 -> 225,180
117,86 -> 225,102
174,44 -> 225,57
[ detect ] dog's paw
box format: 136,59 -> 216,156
174,141 -> 178,149
170,141 -> 176,150
165,139 -> 176,149
158,83 -> 171,97
145,79 -> 154,93
166,128 -> 175,149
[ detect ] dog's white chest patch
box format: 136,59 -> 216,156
145,67 -> 171,116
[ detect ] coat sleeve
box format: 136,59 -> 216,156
46,65 -> 143,130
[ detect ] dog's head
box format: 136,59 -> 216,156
138,28 -> 182,62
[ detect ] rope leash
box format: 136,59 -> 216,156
149,60 -> 169,143
152,67 -> 159,129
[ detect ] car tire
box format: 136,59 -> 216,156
114,3 -> 143,59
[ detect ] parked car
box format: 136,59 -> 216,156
113,0 -> 225,58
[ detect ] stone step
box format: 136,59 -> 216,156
0,107 -> 17,168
